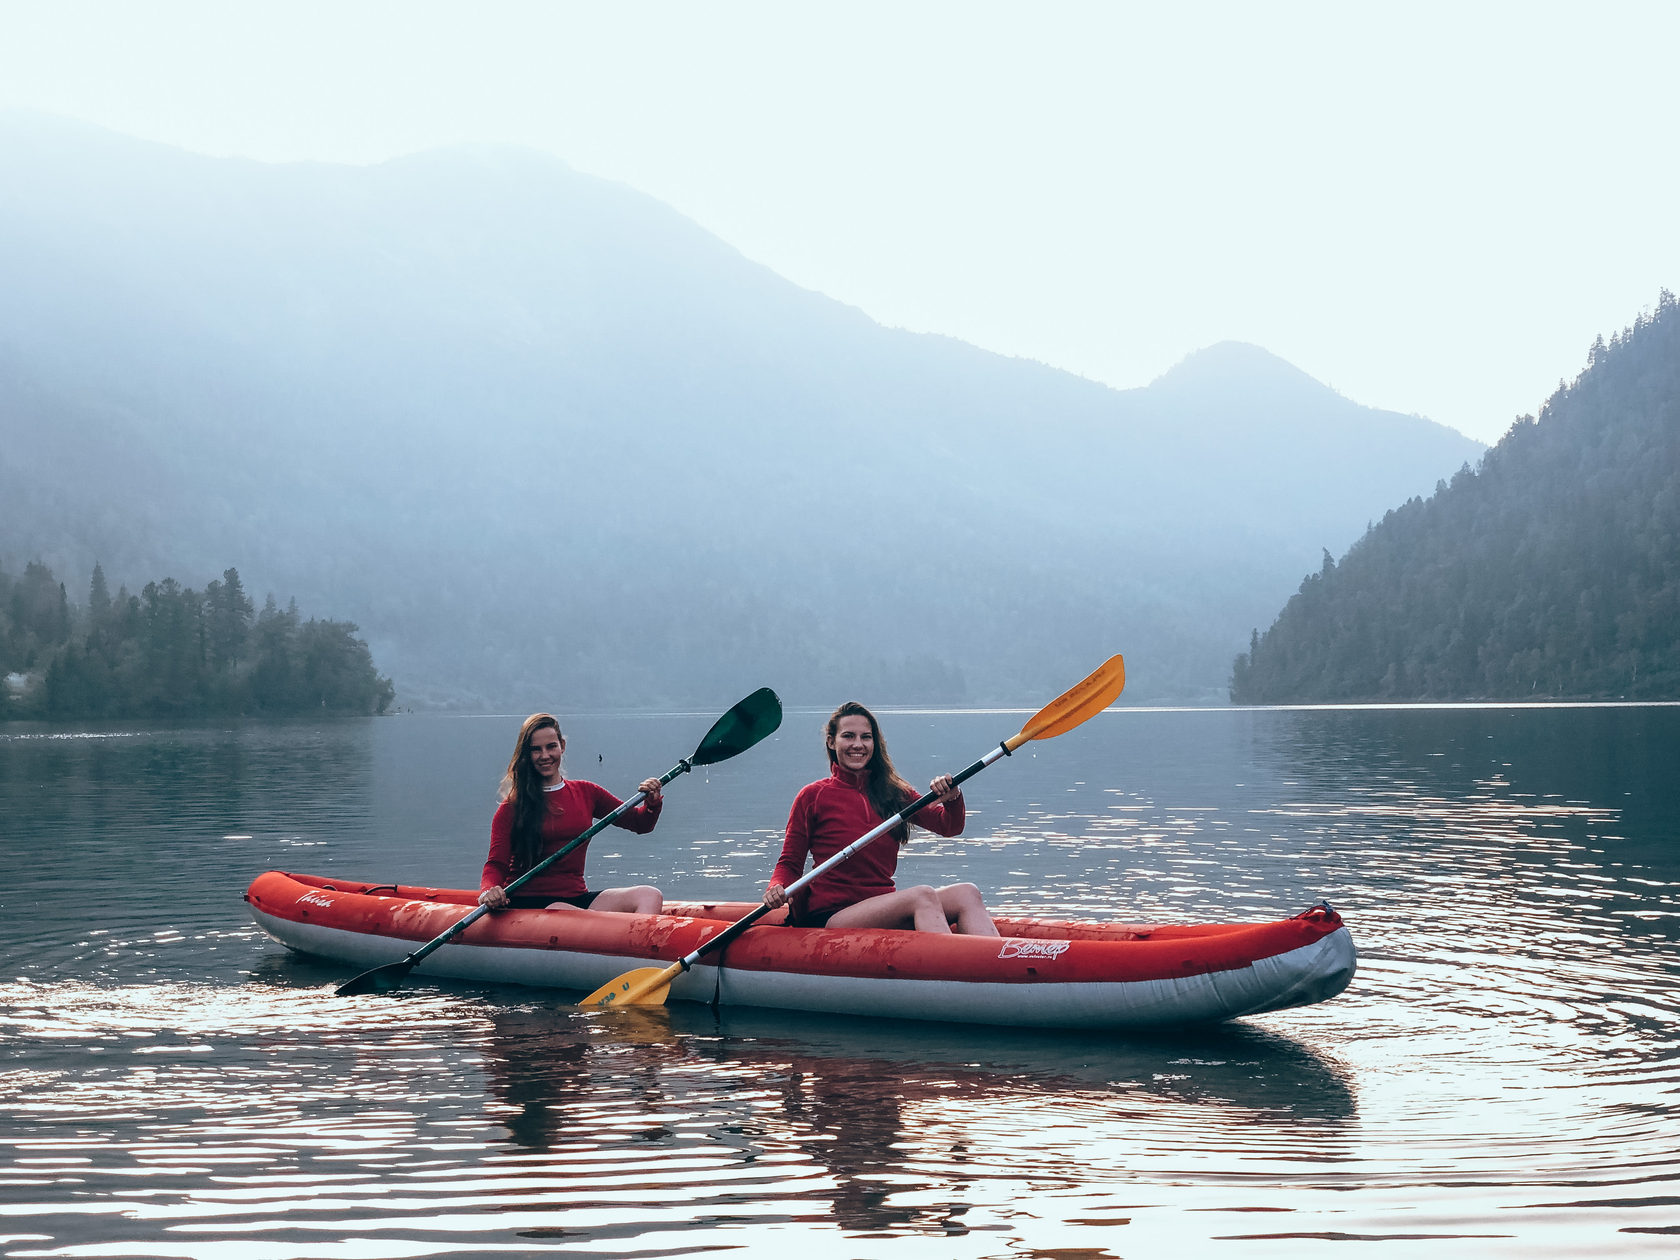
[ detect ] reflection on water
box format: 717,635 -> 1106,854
0,971 -> 1364,1258
480,1004 -> 1362,1242
2,707 -> 1678,1255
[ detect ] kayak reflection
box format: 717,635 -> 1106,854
473,1000 -> 1357,1237
667,1003 -> 1358,1124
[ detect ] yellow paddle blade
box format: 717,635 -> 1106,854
580,964 -> 678,1008
1006,654 -> 1126,750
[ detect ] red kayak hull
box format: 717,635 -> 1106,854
246,870 -> 1356,1029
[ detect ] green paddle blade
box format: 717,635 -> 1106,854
690,687 -> 782,766
335,958 -> 414,996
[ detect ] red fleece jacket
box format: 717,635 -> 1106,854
770,764 -> 965,915
482,779 -> 661,899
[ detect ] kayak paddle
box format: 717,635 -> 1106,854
581,654 -> 1125,1009
335,686 -> 783,997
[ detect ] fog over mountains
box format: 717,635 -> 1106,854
1,112 -> 1484,708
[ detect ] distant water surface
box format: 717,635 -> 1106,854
2,704 -> 1677,1257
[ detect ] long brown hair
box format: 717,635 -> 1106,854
499,713 -> 564,870
826,701 -> 917,843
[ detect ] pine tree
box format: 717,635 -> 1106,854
89,563 -> 111,619
204,566 -> 254,671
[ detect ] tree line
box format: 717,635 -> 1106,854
1,561 -> 395,718
1231,291 -> 1680,703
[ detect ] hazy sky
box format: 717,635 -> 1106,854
4,1 -> 1675,444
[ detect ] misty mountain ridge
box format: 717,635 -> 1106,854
1152,340 -> 1327,396
1150,341 -> 1418,433
1,112 -> 1482,708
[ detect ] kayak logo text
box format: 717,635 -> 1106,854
297,891 -> 336,909
999,938 -> 1071,961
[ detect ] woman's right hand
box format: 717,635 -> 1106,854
479,885 -> 509,911
762,883 -> 788,910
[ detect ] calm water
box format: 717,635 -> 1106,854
1,704 -> 1677,1258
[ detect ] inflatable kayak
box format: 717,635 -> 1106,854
245,870 -> 1356,1029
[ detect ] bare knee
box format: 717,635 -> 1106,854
588,885 -> 664,915
908,885 -> 941,911
940,882 -> 998,936
625,885 -> 663,915
906,885 -> 953,933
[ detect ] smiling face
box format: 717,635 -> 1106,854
828,713 -> 876,775
527,725 -> 565,785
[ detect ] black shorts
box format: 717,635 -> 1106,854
507,891 -> 600,910
790,903 -> 841,929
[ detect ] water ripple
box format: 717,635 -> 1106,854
3,707 -> 1679,1254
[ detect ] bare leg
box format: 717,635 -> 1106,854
937,882 -> 999,936
590,886 -> 664,914
827,885 -> 951,933
546,885 -> 664,915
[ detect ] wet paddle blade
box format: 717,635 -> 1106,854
580,966 -> 677,1008
690,687 -> 783,767
1009,655 -> 1126,748
335,959 -> 414,997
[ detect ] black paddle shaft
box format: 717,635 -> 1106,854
339,768 -> 683,992
335,686 -> 783,996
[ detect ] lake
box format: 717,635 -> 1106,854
2,703 -> 1677,1257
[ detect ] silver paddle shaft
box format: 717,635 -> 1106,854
672,740 -> 1013,971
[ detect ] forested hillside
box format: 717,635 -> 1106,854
1,113 -> 1482,708
1231,293 -> 1680,702
1,561 -> 393,718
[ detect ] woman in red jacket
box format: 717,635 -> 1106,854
761,702 -> 998,934
479,713 -> 664,914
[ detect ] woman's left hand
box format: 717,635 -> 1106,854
930,774 -> 960,803
638,777 -> 663,805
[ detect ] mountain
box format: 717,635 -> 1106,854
0,112 -> 1483,708
1231,293 -> 1680,702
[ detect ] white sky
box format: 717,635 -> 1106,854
3,0 -> 1676,444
